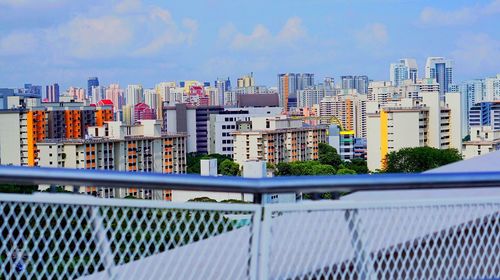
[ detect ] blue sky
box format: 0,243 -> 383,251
0,0 -> 498,90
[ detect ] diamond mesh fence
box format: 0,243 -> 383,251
0,194 -> 259,280
265,200 -> 500,280
1,193 -> 500,280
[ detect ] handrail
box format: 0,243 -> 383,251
1,165 -> 500,194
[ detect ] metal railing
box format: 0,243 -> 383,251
0,165 -> 499,279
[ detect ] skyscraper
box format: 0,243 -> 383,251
88,77 -> 99,99
45,83 -> 60,102
214,79 -> 228,106
278,73 -> 314,111
23,84 -> 42,96
425,57 -> 453,98
126,84 -> 144,106
341,75 -> 369,94
237,73 -> 255,88
390,58 -> 418,86
354,76 -> 369,94
341,76 -> 354,89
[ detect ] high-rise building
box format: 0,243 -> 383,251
468,102 -> 500,130
278,73 -> 314,111
460,80 -> 486,134
214,79 -> 230,106
232,116 -> 327,165
462,125 -> 500,159
134,103 -> 156,123
485,74 -> 500,101
38,120 -> 187,200
208,107 -> 283,157
319,94 -> 367,138
105,84 -> 124,111
0,101 -> 113,166
126,84 -> 144,106
65,87 -> 86,102
91,86 -> 106,104
354,76 -> 369,94
390,58 -> 418,86
297,85 -> 334,108
163,104 -> 224,153
45,83 -> 60,102
341,75 -> 369,94
87,77 -> 99,99
341,76 -> 355,89
23,84 -> 42,96
425,57 -> 454,98
366,92 -> 462,171
237,73 -> 255,88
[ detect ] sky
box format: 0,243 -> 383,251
0,0 -> 499,90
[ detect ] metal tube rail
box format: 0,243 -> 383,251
0,165 -> 500,194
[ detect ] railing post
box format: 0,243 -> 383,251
90,206 -> 115,279
258,204 -> 272,280
344,209 -> 374,280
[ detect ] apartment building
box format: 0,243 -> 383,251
163,104 -> 224,153
469,101 -> 500,130
462,126 -> 500,160
38,120 -> 187,200
233,116 -> 327,165
319,94 -> 367,138
208,107 -> 283,157
297,85 -> 335,108
366,92 -> 462,171
0,100 -> 113,166
327,125 -> 355,160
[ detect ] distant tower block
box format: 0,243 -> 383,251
200,159 -> 218,176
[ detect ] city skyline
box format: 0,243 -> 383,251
0,0 -> 499,89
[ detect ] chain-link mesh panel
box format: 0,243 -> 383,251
0,194 -> 259,280
266,201 -> 500,280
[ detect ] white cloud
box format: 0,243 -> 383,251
452,33 -> 500,73
114,0 -> 141,13
277,17 -> 306,42
223,17 -> 307,51
419,0 -> 500,26
3,2 -> 199,59
133,8 -> 198,55
0,31 -> 38,55
356,23 -> 388,47
56,16 -> 133,58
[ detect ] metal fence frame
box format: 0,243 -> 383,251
1,165 -> 500,279
2,165 -> 500,195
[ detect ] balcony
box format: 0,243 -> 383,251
0,166 -> 499,279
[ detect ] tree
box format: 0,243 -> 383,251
0,184 -> 38,194
318,143 -> 342,168
219,159 -> 240,176
186,153 -> 234,174
188,197 -> 217,203
276,161 -> 336,176
343,158 -> 369,174
276,162 -> 292,176
336,168 -> 357,175
385,147 -> 462,173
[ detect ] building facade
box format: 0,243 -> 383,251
0,101 -> 113,166
233,116 -> 327,165
366,92 -> 462,171
208,107 -> 283,157
38,120 -> 187,200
